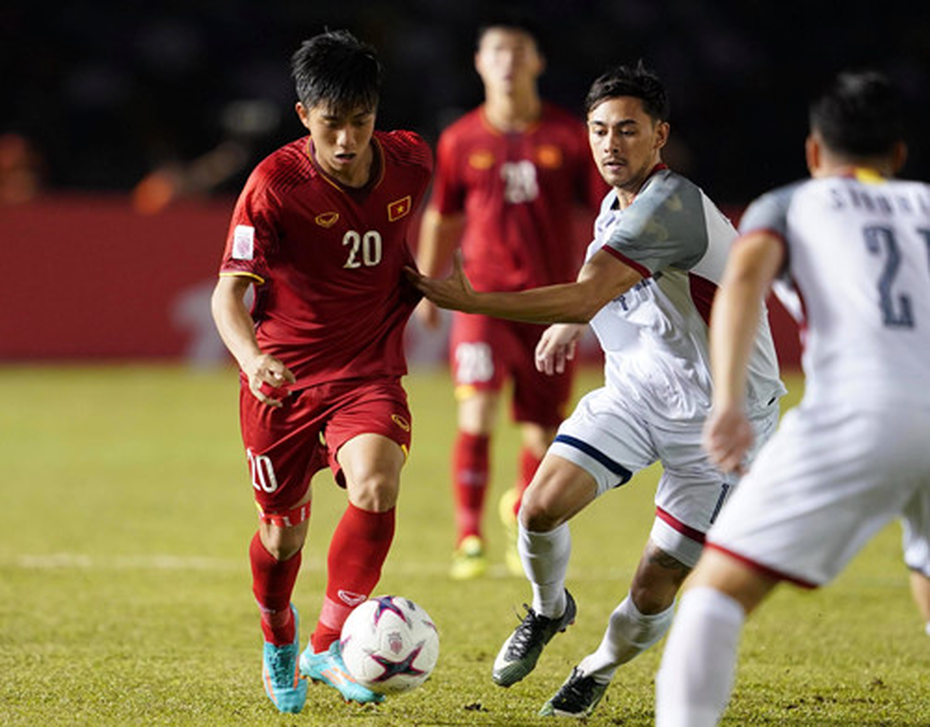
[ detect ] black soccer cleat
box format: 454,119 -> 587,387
539,665 -> 608,718
492,589 -> 576,687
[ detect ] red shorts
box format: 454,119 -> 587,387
449,312 -> 574,428
239,377 -> 412,514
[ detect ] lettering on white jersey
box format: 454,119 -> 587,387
232,225 -> 255,260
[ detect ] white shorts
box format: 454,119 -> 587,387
548,385 -> 780,568
707,402 -> 930,587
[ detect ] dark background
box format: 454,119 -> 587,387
2,0 -> 928,206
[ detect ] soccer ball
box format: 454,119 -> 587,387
339,595 -> 440,695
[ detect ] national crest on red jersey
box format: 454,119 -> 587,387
387,196 -> 412,221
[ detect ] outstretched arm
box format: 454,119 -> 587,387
405,248 -> 642,324
703,231 -> 784,472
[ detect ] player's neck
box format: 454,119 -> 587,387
483,91 -> 542,132
819,163 -> 893,181
615,161 -> 665,210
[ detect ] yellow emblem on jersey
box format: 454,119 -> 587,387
315,212 -> 339,228
388,195 -> 412,221
536,144 -> 563,169
468,150 -> 496,170
854,167 -> 885,185
391,413 -> 411,432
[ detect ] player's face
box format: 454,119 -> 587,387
297,102 -> 376,187
474,28 -> 544,96
587,96 -> 669,196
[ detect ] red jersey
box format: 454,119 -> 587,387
220,130 -> 433,388
430,102 -> 605,292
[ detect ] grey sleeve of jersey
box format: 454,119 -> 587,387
739,182 -> 806,280
738,183 -> 804,238
602,172 -> 710,275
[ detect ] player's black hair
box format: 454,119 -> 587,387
584,61 -> 670,123
809,71 -> 903,157
291,30 -> 381,115
475,8 -> 546,55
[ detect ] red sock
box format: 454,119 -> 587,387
452,432 -> 490,544
310,503 -> 396,652
515,447 -> 543,516
250,531 -> 301,646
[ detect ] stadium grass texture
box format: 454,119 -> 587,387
0,364 -> 927,726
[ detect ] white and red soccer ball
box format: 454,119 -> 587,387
339,595 -> 440,695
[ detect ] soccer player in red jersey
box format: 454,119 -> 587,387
416,13 -> 606,579
211,30 -> 432,714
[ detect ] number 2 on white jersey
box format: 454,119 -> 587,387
863,225 -> 930,328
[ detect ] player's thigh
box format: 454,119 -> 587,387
687,548 -> 779,615
239,384 -> 326,514
546,387 -> 655,497
520,453 -> 599,530
325,378 -> 412,510
338,433 -> 406,512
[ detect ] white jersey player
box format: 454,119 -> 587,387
408,63 -> 784,720
656,71 -> 930,727
550,166 -> 784,567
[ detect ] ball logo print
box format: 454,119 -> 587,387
339,595 -> 440,695
388,631 -> 404,655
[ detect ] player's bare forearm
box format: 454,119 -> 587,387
405,247 -> 637,325
211,275 -> 295,406
709,232 -> 784,411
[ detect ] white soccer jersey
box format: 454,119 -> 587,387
707,170 -> 930,586
588,167 -> 785,420
742,172 -> 930,409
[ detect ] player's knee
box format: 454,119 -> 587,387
629,549 -> 690,614
629,582 -> 677,615
258,500 -> 311,560
347,472 -> 399,512
519,485 -> 570,532
260,524 -> 306,561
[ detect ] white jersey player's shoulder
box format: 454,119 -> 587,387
598,167 -> 735,277
738,180 -> 810,240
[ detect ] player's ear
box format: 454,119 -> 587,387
805,133 -> 821,176
295,102 -> 311,132
654,121 -> 670,151
891,141 -> 908,175
535,49 -> 547,77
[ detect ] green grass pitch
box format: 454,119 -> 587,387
0,365 -> 927,726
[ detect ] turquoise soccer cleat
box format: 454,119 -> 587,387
300,640 -> 386,704
261,605 -> 308,714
